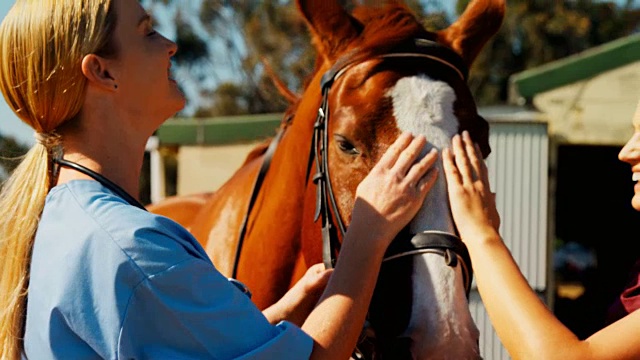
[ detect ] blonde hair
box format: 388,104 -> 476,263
0,0 -> 116,358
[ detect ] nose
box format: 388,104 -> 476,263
619,132 -> 640,164
166,37 -> 178,57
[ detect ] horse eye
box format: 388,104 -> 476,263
334,135 -> 360,155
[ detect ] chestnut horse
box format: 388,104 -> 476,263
150,0 -> 504,358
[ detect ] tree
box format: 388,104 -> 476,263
149,0 -> 640,113
147,0 -> 449,117
0,134 -> 29,183
456,0 -> 640,105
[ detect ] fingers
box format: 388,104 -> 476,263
307,263 -> 327,275
463,131 -> 483,182
474,142 -> 490,184
452,133 -> 475,185
442,147 -> 461,186
302,264 -> 333,293
391,135 -> 428,175
417,167 -> 438,194
405,147 -> 438,185
377,132 -> 414,169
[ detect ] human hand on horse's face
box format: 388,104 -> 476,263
263,264 -> 332,326
350,132 -> 439,247
443,131 -> 501,246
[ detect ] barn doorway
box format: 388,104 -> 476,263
553,144 -> 640,338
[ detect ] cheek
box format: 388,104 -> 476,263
328,147 -> 369,225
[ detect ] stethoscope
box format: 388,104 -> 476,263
53,157 -> 253,298
53,158 -> 147,210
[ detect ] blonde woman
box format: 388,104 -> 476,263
0,0 -> 439,359
444,129 -> 640,359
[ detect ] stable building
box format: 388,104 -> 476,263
510,33 -> 640,340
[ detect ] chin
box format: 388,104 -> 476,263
166,94 -> 186,115
632,195 -> 640,212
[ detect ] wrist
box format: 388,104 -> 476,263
263,302 -> 287,325
344,217 -> 391,255
461,227 -> 502,251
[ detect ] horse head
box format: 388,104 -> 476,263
293,0 -> 505,358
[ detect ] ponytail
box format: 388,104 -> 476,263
0,0 -> 116,356
0,141 -> 54,359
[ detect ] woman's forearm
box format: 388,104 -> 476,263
469,231 -> 588,360
302,224 -> 386,360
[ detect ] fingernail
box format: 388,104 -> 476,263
463,130 -> 470,139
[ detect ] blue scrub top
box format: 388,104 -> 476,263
23,180 -> 312,359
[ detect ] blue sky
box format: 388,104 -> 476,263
0,0 -> 634,145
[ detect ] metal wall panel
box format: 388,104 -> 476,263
470,120 -> 549,360
484,121 -> 549,290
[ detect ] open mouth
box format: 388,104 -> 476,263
634,173 -> 640,182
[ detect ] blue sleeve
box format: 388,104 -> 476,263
117,258 -> 313,360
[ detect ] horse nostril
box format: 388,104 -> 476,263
389,336 -> 413,360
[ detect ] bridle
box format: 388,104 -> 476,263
310,38 -> 473,294
231,38 -> 474,301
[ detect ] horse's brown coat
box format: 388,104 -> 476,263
149,0 -> 504,315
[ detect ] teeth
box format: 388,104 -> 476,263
634,173 -> 640,181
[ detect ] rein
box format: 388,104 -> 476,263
230,38 -> 474,297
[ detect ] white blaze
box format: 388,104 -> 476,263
387,75 -> 480,359
387,75 -> 458,234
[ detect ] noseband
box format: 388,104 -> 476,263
310,39 -> 473,295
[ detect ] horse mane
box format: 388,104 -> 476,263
242,107 -> 297,165
243,139 -> 271,165
351,4 -> 433,56
262,56 -> 300,104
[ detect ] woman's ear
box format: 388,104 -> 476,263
81,54 -> 117,91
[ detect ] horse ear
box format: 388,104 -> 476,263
296,0 -> 362,60
437,0 -> 505,66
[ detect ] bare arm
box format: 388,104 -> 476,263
262,264 -> 332,326
302,132 -> 439,359
443,131 -> 640,360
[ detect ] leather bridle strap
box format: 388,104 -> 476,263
231,123 -> 287,279
383,231 -> 474,296
313,74 -> 348,269
312,39 -> 469,270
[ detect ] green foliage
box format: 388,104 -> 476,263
152,0 -> 640,115
465,0 -> 640,105
0,134 -> 29,182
